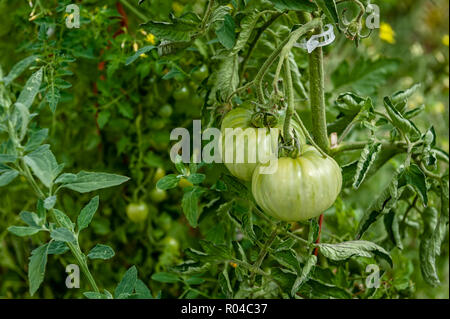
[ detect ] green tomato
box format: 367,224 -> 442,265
220,107 -> 306,181
150,187 -> 168,203
192,65 -> 209,81
159,104 -> 173,118
149,118 -> 166,130
173,86 -> 190,101
162,236 -> 180,252
252,146 -> 342,221
126,202 -> 149,223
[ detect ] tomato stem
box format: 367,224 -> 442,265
314,214 -> 324,256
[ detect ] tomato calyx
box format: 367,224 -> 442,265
250,110 -> 280,128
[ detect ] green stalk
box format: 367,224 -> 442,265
282,59 -> 294,145
254,18 -> 321,104
308,26 -> 330,154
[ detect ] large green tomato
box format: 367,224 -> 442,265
220,107 -> 305,182
126,202 -> 149,223
252,146 -> 342,221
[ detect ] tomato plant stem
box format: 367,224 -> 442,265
282,58 -> 294,145
119,0 -> 148,21
313,214 -> 324,256
309,27 -> 330,154
249,227 -> 278,283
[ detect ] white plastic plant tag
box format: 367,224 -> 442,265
294,24 -> 336,53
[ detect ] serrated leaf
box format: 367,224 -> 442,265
156,174 -> 179,190
211,55 -> 239,102
151,272 -> 180,283
52,209 -> 74,231
45,87 -> 60,113
272,249 -> 301,274
56,171 -> 129,193
141,21 -> 195,42
269,0 -> 316,11
28,244 -> 49,296
182,186 -> 205,227
215,14 -> 236,49
50,228 -> 76,243
419,207 -> 440,286
16,68 -> 43,109
125,45 -> 155,65
230,11 -> 261,55
291,255 -> 317,296
314,0 -> 339,24
24,145 -> 62,188
115,266 -> 138,298
317,240 -> 392,266
0,169 -> 19,187
77,196 -> 99,232
8,226 -> 41,237
187,173 -> 205,185
87,244 -> 115,260
3,55 -> 39,86
47,241 -> 69,255
402,164 -> 428,206
353,142 -> 382,189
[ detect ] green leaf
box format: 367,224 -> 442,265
384,211 -> 403,250
269,0 -> 316,11
356,165 -> 406,238
77,196 -> 100,232
50,228 -> 76,243
28,244 -> 49,296
55,171 -> 129,193
16,68 -> 43,109
187,173 -> 205,185
0,169 -> 19,187
314,0 -> 339,24
151,272 -> 180,283
211,55 -> 239,102
332,58 -> 399,95
43,195 -> 56,210
87,244 -> 115,260
47,241 -> 69,255
84,292 -> 108,299
52,209 -> 74,231
384,97 -> 420,137
25,128 -> 48,152
308,219 -> 320,244
401,164 -> 428,206
0,154 -> 17,163
182,186 -> 205,227
115,266 -> 138,298
272,249 -> 301,275
419,207 -> 440,286
200,240 -> 232,260
291,255 -> 317,296
14,102 -> 30,141
215,14 -> 236,49
3,55 -> 39,86
156,174 -> 179,190
135,280 -> 153,299
141,21 -> 196,42
391,83 -> 421,105
20,211 -> 41,227
230,11 -> 261,55
8,226 -> 41,237
24,145 -> 62,188
45,87 -> 60,113
125,45 -> 156,65
353,142 -> 382,189
317,240 -> 392,267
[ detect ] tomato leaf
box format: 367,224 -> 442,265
314,0 -> 339,25
269,0 -> 316,11
16,67 -> 43,109
181,186 -> 205,227
215,14 -> 236,49
156,174 -> 179,190
291,255 -> 317,296
77,196 -> 100,232
353,142 -> 382,189
317,240 -> 392,267
114,266 -> 138,298
87,244 -> 115,260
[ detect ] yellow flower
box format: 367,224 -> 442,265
145,33 -> 156,45
172,2 -> 183,15
379,22 -> 395,44
442,35 -> 449,47
133,42 -> 138,52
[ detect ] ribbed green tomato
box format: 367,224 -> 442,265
220,107 -> 305,182
252,146 -> 342,221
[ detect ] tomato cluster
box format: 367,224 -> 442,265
221,107 -> 342,221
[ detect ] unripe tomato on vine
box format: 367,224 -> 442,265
220,107 -> 305,181
126,202 -> 149,223
173,86 -> 190,101
252,145 -> 342,221
149,187 -> 168,203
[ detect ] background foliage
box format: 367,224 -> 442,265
0,0 -> 448,299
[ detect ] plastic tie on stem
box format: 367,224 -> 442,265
294,24 -> 335,53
